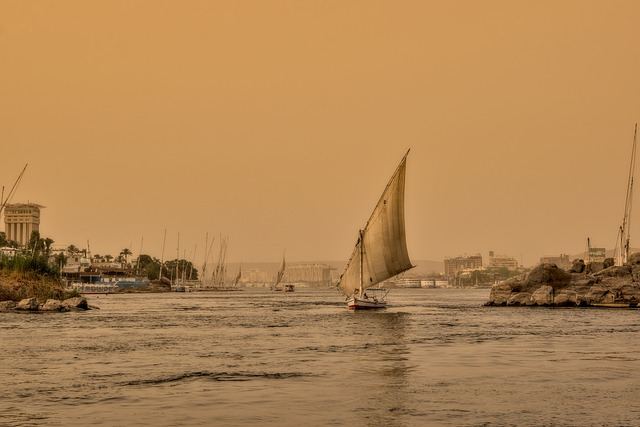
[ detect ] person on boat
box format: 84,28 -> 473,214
363,293 -> 368,299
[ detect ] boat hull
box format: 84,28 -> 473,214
68,283 -> 119,294
590,302 -> 638,309
347,296 -> 387,309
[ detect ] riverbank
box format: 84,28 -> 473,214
485,254 -> 640,307
0,270 -> 78,301
0,269 -> 92,311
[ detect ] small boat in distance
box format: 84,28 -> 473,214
271,251 -> 287,291
337,150 -> 414,309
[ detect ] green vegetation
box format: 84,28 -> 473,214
136,254 -> 199,281
0,269 -> 79,302
164,258 -> 199,281
136,254 -> 161,279
0,249 -> 57,276
0,229 -> 201,301
0,231 -> 19,248
0,231 -> 80,302
0,251 -> 80,302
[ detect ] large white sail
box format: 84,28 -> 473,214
338,151 -> 413,296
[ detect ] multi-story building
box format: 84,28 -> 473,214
393,277 -> 422,288
488,251 -> 519,271
3,203 -> 44,247
420,278 -> 450,288
241,268 -> 271,284
283,263 -> 334,286
539,254 -> 571,269
444,254 -> 483,277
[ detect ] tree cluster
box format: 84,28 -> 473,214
2,231 -> 200,283
136,254 -> 198,281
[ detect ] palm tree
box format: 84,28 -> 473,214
43,238 -> 54,258
120,248 -> 133,266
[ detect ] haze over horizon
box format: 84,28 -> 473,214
2,1 -> 640,267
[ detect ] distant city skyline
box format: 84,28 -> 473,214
0,197 -> 632,269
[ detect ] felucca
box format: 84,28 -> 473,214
271,251 -> 287,291
337,150 -> 414,309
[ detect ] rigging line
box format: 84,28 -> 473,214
0,164 -> 28,215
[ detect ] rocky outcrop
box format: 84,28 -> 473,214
486,260 -> 640,307
61,297 -> 90,310
41,299 -> 68,312
0,300 -> 17,310
1,297 -> 93,312
16,297 -> 40,311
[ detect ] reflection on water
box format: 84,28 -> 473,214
342,311 -> 412,427
1,288 -> 639,426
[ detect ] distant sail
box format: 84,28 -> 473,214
338,151 -> 413,296
275,252 -> 286,287
233,265 -> 242,286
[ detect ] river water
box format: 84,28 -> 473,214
1,288 -> 639,426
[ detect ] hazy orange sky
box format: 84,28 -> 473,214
1,1 -> 640,266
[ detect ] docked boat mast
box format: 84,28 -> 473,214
616,123 -> 638,266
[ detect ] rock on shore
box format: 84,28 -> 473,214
0,297 -> 93,312
486,254 -> 640,307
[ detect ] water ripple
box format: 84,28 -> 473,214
121,371 -> 309,386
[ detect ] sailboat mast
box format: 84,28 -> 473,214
626,124 -> 638,263
136,237 -> 144,276
159,229 -> 167,280
176,232 -> 180,286
359,229 -> 364,297
189,243 -> 197,281
618,123 -> 638,265
201,233 -> 208,286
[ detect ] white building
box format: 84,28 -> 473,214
3,203 -> 44,247
488,252 -> 519,271
420,279 -> 450,288
394,277 -> 422,288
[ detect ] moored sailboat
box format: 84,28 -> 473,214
614,123 -> 638,266
337,150 -> 414,309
